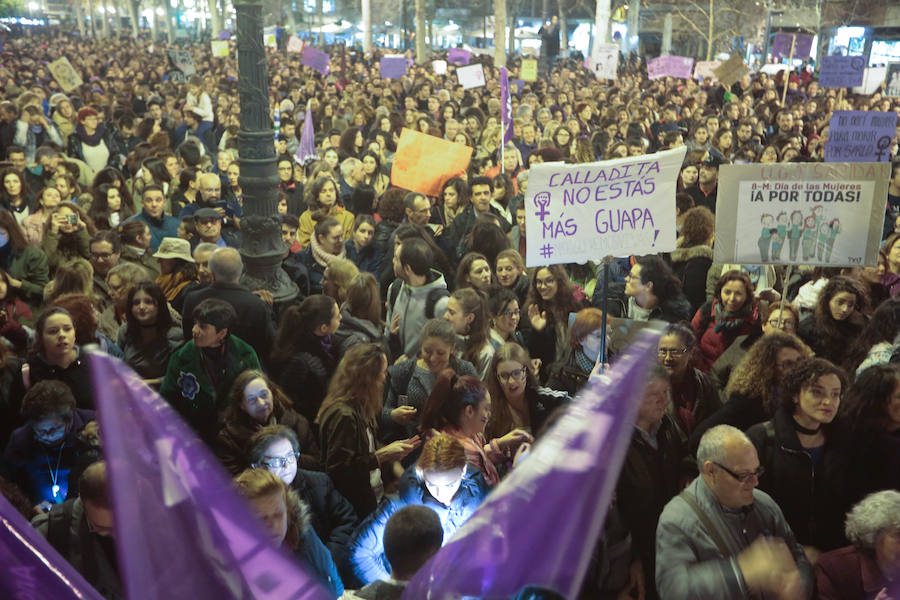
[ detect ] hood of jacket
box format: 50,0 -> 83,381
670,243 -> 713,264
339,308 -> 381,339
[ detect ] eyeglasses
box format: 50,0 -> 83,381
498,368 -> 528,382
657,347 -> 687,357
91,251 -> 116,260
766,319 -> 797,329
259,452 -> 300,469
500,309 -> 521,318
713,461 -> 764,484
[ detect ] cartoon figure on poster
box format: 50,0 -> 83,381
773,212 -> 788,260
787,211 -> 803,261
751,203 -> 844,263
887,63 -> 900,98
758,214 -> 775,262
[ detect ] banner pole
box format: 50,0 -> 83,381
600,260 -> 611,365
781,35 -> 795,106
776,264 -> 793,328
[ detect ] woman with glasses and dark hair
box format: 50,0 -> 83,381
246,425 -> 357,568
216,370 -> 321,476
747,357 -> 853,559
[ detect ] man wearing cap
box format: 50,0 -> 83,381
688,155 -> 721,214
192,207 -> 241,249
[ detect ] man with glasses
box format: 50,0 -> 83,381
656,425 -> 812,599
89,231 -> 121,310
34,461 -> 123,598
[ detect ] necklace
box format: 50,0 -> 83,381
44,444 -> 65,500
792,418 -> 821,436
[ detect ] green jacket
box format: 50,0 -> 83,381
8,245 -> 50,304
160,335 -> 260,443
42,228 -> 91,270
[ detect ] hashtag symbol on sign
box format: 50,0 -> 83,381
539,244 -> 554,259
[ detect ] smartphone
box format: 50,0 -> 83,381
66,214 -> 78,225
398,395 -> 409,406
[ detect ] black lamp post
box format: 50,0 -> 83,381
234,0 -> 298,304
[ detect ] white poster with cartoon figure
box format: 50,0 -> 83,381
735,180 -> 875,265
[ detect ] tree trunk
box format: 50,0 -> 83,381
128,0 -> 139,37
558,1 -> 567,58
74,0 -> 86,37
87,0 -> 96,38
706,0 -> 714,60
508,6 -> 516,56
494,0 -> 506,68
414,0 -> 426,63
593,0 -> 610,55
361,0 -> 371,54
163,0 -> 174,43
626,0 -> 640,54
208,0 -> 222,36
661,13 -> 672,55
100,3 -> 109,37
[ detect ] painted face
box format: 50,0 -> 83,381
420,337 -> 453,372
497,359 -> 528,399
242,377 -> 274,423
42,313 -> 76,358
248,490 -> 288,546
794,373 -> 842,426
131,289 -> 159,326
534,268 -> 558,300
828,291 -> 857,321
720,281 -> 748,313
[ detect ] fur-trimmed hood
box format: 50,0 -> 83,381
670,242 -> 713,264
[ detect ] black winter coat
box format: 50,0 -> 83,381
291,468 -> 358,566
606,282 -> 693,324
181,282 -> 275,360
668,244 -> 713,315
272,333 -> 340,424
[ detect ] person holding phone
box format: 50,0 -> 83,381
42,201 -> 95,269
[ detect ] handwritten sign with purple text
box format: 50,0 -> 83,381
380,55 -> 407,79
301,46 -> 330,75
825,111 -> 898,163
524,147 -> 687,266
647,55 -> 694,80
819,56 -> 866,88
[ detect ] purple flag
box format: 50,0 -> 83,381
302,46 -> 330,76
296,105 -> 318,165
0,494 -> 104,600
500,67 -> 514,145
403,331 -> 660,599
772,33 -> 814,59
448,47 -> 471,65
380,55 -> 407,79
88,351 -> 330,600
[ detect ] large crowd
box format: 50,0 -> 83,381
0,25 -> 899,600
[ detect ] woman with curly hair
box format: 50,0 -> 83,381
692,269 -> 762,372
690,331 -> 812,448
747,357 -> 852,556
842,297 -> 900,375
437,177 -> 469,228
216,369 -> 321,475
88,183 -> 134,231
839,364 -> 900,511
316,343 -> 422,518
797,275 -> 869,366
670,206 -> 715,314
522,264 -> 587,381
297,176 -> 354,248
235,469 -> 343,597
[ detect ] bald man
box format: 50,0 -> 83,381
178,172 -> 243,247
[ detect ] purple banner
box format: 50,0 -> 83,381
296,105 -> 317,165
447,47 -> 471,65
647,55 -> 694,80
825,110 -> 898,163
772,33 -> 814,59
403,332 -> 659,599
500,67 -> 514,145
89,351 -> 329,600
217,30 -> 231,40
380,55 -> 407,79
301,46 -> 330,76
818,55 -> 866,88
0,494 -> 104,600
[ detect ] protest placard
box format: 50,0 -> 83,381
714,162 -> 890,267
693,60 -> 721,82
713,54 -> 749,88
854,66 -> 887,95
210,40 -> 229,58
380,55 -> 407,79
390,128 -> 472,197
457,63 -> 486,89
301,46 -> 330,75
825,111 -> 898,163
47,57 -> 83,92
286,35 -> 304,53
432,59 -> 447,75
887,62 -> 900,98
819,55 -> 865,88
523,147 -> 687,267
167,49 -> 196,75
588,43 -> 619,80
448,47 -> 471,65
521,59 -> 538,82
772,33 -> 814,59
263,26 -> 277,48
646,55 -> 694,80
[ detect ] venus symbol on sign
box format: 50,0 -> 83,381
533,192 -> 551,222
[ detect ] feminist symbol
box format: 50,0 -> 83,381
875,136 -> 892,162
533,192 -> 551,222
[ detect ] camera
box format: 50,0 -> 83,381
66,214 -> 78,225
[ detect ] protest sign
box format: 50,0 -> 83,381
853,66 -> 887,95
521,59 -> 538,82
301,46 -> 330,75
772,33 -> 814,59
47,57 -> 83,92
167,49 -> 196,75
523,147 -> 687,267
391,128 -> 472,197
510,78 -> 525,94
217,29 -> 231,40
457,63 -> 486,89
286,34 -> 303,53
713,53 -> 749,88
588,43 -> 619,80
263,26 -> 277,47
380,55 -> 407,79
825,111 -> 898,163
448,47 -> 471,65
819,55 -> 865,88
714,162 -> 890,267
432,59 -> 447,75
887,62 -> 900,98
210,40 -> 229,57
646,55 -> 694,80
693,60 -> 721,82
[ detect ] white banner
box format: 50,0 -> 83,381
588,43 -> 619,80
457,63 -> 485,89
524,147 -> 687,267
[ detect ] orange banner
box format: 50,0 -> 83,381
390,128 -> 472,197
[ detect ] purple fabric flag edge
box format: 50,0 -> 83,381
0,494 -> 105,600
500,67 -> 514,145
296,106 -> 318,165
402,330 -> 660,599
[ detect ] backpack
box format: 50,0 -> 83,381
387,279 -> 450,320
